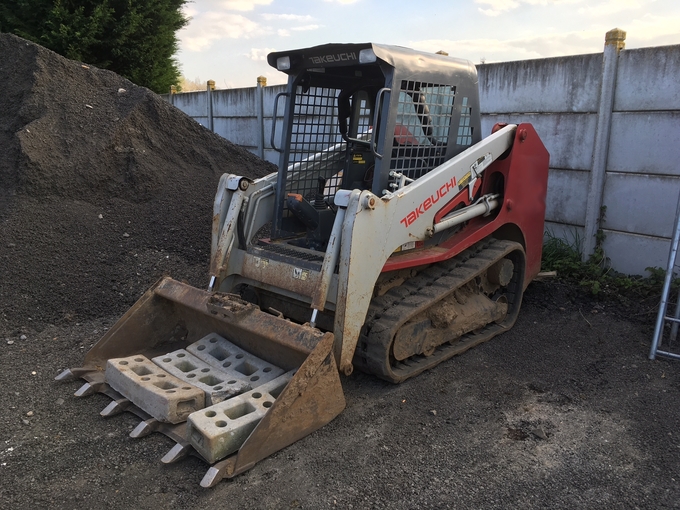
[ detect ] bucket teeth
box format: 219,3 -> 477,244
55,367 -> 91,381
130,418 -> 159,438
100,398 -> 131,417
74,381 -> 103,397
200,465 -> 225,489
55,369 -> 75,381
161,443 -> 191,464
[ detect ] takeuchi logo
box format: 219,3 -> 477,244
400,176 -> 457,228
309,52 -> 358,65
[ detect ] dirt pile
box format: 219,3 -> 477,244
0,33 -> 275,332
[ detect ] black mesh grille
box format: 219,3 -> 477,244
286,87 -> 345,201
456,96 -> 473,146
389,81 -> 455,183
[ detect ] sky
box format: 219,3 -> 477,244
176,0 -> 680,89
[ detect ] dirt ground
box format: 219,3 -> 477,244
1,33 -> 679,509
1,281 -> 678,509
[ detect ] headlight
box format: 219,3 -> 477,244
276,56 -> 291,70
359,49 -> 377,64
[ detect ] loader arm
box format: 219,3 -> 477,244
331,124 -> 517,373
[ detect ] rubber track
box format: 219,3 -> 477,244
353,237 -> 525,383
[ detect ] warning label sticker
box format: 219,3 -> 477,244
352,153 -> 366,165
458,171 -> 471,191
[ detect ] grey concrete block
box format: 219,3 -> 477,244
187,371 -> 294,463
105,355 -> 204,424
187,333 -> 284,388
152,349 -> 251,405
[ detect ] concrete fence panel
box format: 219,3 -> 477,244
614,46 -> 680,111
212,87 -> 258,116
169,91 -> 209,117
545,169 -> 589,227
602,231 -> 670,276
602,173 -> 679,238
213,117 -> 259,148
477,54 -> 602,114
607,112 -> 680,176
481,113 -> 597,170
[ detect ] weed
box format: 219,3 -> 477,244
541,226 -> 675,305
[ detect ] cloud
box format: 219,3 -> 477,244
277,28 -> 290,37
182,5 -> 199,18
245,48 -> 278,61
291,24 -> 321,31
411,29 -> 605,63
261,13 -> 314,21
577,0 -> 648,17
475,0 -> 584,16
323,0 -> 362,4
412,8 -> 679,62
621,13 -> 680,43
219,0 -> 274,11
475,0 -> 520,16
180,12 -> 259,51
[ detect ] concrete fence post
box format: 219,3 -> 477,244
207,80 -> 216,132
169,85 -> 177,106
582,28 -> 626,261
256,76 -> 267,160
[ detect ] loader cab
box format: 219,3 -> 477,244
266,43 -> 481,247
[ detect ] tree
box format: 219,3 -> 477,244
178,75 -> 207,92
0,0 -> 188,93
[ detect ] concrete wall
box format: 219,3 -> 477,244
163,41 -> 680,275
167,84 -> 286,165
478,43 -> 680,275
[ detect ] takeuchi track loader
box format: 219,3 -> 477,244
58,43 -> 549,487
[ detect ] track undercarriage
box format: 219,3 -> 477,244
354,237 -> 526,383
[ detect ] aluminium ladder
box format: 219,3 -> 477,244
649,190 -> 680,360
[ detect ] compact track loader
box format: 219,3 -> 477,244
58,43 -> 549,487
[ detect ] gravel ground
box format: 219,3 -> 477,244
1,283 -> 678,509
1,32 -> 678,509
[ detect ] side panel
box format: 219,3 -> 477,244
382,124 -> 549,287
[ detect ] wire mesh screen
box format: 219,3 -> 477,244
356,98 -> 372,141
286,86 -> 346,201
456,96 -> 473,146
389,81 -> 456,182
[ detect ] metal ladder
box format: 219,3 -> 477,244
649,191 -> 680,360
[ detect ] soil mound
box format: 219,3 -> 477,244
0,33 -> 275,331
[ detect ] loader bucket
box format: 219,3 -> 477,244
56,277 -> 346,486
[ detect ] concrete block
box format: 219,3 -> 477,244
151,349 -> 251,405
187,371 -> 294,463
187,333 -> 285,388
105,355 -> 204,424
